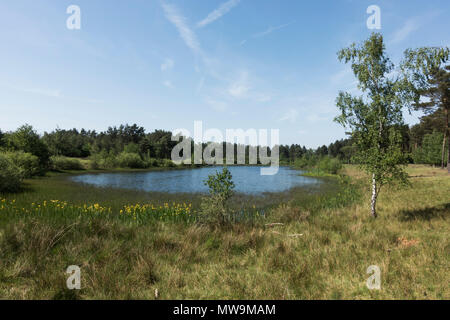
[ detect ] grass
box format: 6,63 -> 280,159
0,165 -> 448,299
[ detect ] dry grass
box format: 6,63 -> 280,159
0,165 -> 448,299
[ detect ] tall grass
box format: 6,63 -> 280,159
0,165 -> 448,299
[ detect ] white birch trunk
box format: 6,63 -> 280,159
371,173 -> 378,218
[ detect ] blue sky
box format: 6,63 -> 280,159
0,0 -> 449,147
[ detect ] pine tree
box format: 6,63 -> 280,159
401,48 -> 450,171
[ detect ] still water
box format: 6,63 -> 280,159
70,166 -> 321,195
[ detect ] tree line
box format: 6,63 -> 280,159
0,115 -> 444,171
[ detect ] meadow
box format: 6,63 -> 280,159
0,165 -> 448,299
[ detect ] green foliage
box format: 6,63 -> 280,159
117,152 -> 145,169
401,47 -> 450,95
0,153 -> 24,192
401,46 -> 450,170
123,143 -> 141,154
335,33 -> 413,216
51,156 -> 84,171
318,157 -> 343,174
4,123 -> 357,171
200,167 -> 235,225
6,125 -> 50,170
43,129 -> 90,157
160,159 -> 175,168
410,109 -> 446,148
0,129 -> 5,149
89,152 -> 118,169
293,155 -> 342,175
5,151 -> 40,178
204,167 -> 235,200
145,158 -> 160,167
0,151 -> 41,192
293,155 -> 318,169
327,139 -> 355,163
413,131 -> 446,166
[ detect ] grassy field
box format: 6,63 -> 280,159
0,165 -> 448,299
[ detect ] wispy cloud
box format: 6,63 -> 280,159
161,58 -> 175,71
163,80 -> 174,88
197,0 -> 241,28
389,11 -> 441,45
253,22 -> 294,38
279,108 -> 299,123
161,2 -> 201,54
240,21 -> 294,46
224,71 -> 272,102
228,71 -> 251,98
228,83 -> 250,98
390,18 -> 420,45
205,97 -> 227,111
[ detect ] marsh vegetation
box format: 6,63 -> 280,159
0,165 -> 448,299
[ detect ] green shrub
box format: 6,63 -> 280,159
318,157 -> 343,174
51,156 -> 84,171
89,152 -> 118,169
0,153 -> 24,192
117,152 -> 145,169
293,155 -> 319,169
161,159 -> 175,167
143,158 -> 159,167
100,156 -> 117,169
89,157 -> 100,170
7,124 -> 50,169
3,151 -> 40,178
293,157 -> 310,169
200,167 -> 235,226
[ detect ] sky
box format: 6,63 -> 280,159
0,0 -> 449,148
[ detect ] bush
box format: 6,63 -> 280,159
51,156 -> 84,171
89,157 -> 100,170
7,124 -> 50,169
144,158 -> 159,167
160,159 -> 175,167
293,155 -> 319,169
117,152 -> 145,169
89,152 -> 118,169
0,153 -> 24,192
318,157 -> 343,174
3,151 -> 40,178
293,157 -> 311,169
200,167 -> 235,225
99,156 -> 118,169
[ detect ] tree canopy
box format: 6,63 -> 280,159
335,33 -> 414,217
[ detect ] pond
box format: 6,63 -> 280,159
70,166 -> 321,195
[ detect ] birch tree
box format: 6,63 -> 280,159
335,33 -> 414,218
